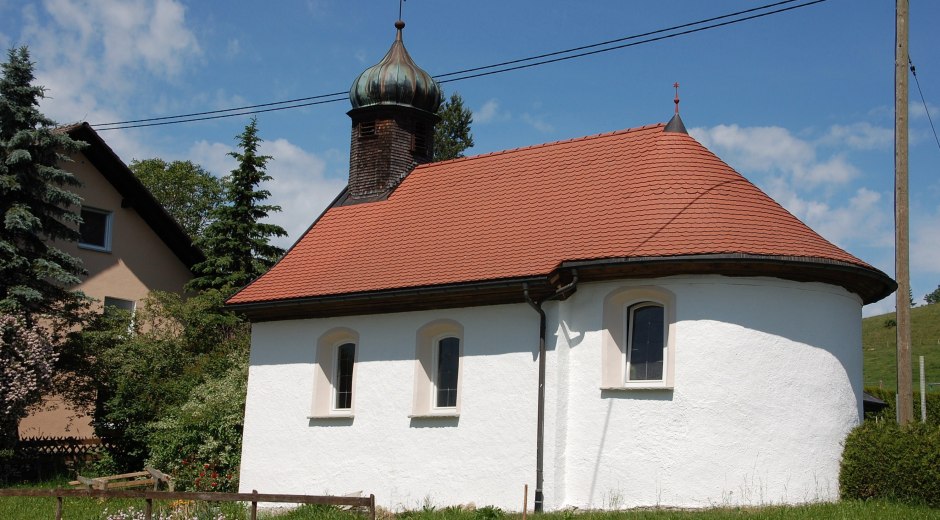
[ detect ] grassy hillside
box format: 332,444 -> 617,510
863,302 -> 940,391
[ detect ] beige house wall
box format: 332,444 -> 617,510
18,150 -> 195,439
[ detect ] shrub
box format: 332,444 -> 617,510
864,386 -> 940,425
840,420 -> 940,506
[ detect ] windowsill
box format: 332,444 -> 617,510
308,410 -> 354,419
601,384 -> 674,391
78,243 -> 111,253
409,411 -> 460,418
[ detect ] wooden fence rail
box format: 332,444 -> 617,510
0,488 -> 376,520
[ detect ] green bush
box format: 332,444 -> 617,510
840,420 -> 940,506
864,386 -> 940,425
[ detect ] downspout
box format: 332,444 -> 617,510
524,269 -> 578,513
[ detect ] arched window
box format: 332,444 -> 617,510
433,336 -> 460,408
602,286 -> 676,390
626,303 -> 665,382
413,320 -> 463,417
311,328 -> 359,418
334,342 -> 356,410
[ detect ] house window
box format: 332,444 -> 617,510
311,328 -> 359,418
79,207 -> 112,251
103,297 -> 135,315
433,337 -> 460,408
602,286 -> 676,390
413,122 -> 428,156
412,319 -> 463,417
334,342 -> 356,410
626,303 -> 665,381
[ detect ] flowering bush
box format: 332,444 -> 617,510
0,314 -> 56,434
104,503 -> 227,520
148,355 -> 247,492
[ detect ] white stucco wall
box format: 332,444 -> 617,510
239,304 -> 541,510
240,275 -> 864,511
548,276 -> 863,509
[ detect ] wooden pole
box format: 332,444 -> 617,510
895,0 -> 913,425
55,495 -> 62,520
523,484 -> 528,520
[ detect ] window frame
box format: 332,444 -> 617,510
624,302 -> 666,383
78,206 -> 113,252
602,286 -> 676,390
332,342 -> 356,412
412,319 -> 463,418
430,334 -> 460,410
310,328 -> 359,418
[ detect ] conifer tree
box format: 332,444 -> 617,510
433,92 -> 474,161
0,47 -> 85,318
188,118 -> 286,291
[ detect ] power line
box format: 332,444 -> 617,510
95,0 -> 827,131
910,58 -> 940,152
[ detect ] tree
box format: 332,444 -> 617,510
0,47 -> 86,318
433,91 -> 474,161
188,118 -> 286,291
129,158 -> 224,240
926,285 -> 940,305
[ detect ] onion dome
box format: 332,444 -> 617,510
349,20 -> 443,114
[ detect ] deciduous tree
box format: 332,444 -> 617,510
129,158 -> 224,240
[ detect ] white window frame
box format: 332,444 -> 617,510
331,341 -> 356,412
430,334 -> 460,411
411,319 -> 463,418
601,286 -> 676,390
310,328 -> 358,418
624,302 -> 667,383
78,207 -> 113,252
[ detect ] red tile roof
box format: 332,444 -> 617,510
229,123 -> 881,306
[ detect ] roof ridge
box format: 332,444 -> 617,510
420,122 -> 666,169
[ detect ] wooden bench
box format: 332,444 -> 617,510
69,466 -> 174,491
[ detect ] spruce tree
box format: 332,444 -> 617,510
433,92 -> 474,161
188,118 -> 286,291
0,47 -> 85,318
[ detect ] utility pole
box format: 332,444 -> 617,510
895,0 -> 913,425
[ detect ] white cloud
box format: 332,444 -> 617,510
187,138 -> 345,248
475,99 -> 509,124
522,113 -> 554,133
19,0 -> 200,126
822,122 -> 892,150
690,124 -> 815,173
910,100 -> 939,121
792,154 -> 859,185
911,206 -> 940,276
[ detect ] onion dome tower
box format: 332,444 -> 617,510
345,20 -> 443,204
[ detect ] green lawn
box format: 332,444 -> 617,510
862,302 -> 940,391
0,497 -> 938,520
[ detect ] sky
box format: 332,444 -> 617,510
0,0 -> 937,316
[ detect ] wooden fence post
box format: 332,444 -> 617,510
55,495 -> 63,520
251,489 -> 259,520
145,497 -> 152,520
370,493 -> 376,520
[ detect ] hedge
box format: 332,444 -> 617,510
864,387 -> 940,425
840,420 -> 940,506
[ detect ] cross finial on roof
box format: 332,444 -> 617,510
673,82 -> 680,115
399,0 -> 405,21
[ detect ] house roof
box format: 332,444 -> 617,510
59,122 -> 205,269
228,122 -> 894,320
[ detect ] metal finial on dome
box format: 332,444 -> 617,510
348,19 -> 442,114
664,82 -> 688,134
673,82 -> 680,115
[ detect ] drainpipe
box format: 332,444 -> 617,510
524,270 -> 578,513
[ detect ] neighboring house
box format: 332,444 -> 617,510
18,122 -> 203,439
228,22 -> 895,510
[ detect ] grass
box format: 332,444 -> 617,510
1,496 -> 939,520
863,302 -> 940,391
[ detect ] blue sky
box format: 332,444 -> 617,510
1,0 -> 937,316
